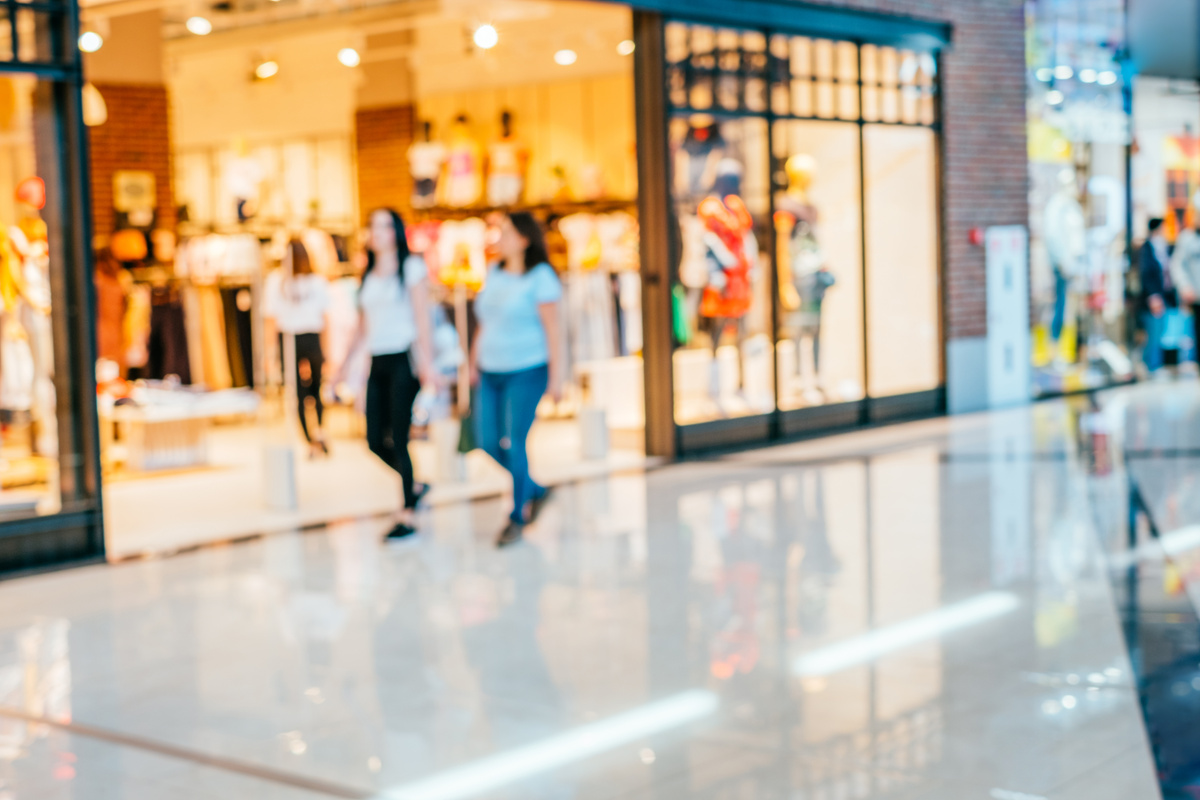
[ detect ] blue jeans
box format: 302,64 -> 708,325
1142,311 -> 1165,372
477,365 -> 548,522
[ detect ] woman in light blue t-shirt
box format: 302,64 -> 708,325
471,212 -> 563,545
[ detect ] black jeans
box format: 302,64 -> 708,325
366,351 -> 421,508
283,332 -> 324,443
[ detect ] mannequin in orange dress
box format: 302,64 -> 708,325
697,159 -> 757,406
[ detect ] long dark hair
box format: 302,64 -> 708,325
507,212 -> 549,274
364,208 -> 411,286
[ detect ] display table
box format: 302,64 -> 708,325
101,388 -> 260,472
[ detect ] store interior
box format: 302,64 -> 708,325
70,0 -> 646,555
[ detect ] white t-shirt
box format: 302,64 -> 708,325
263,272 -> 331,334
358,255 -> 428,356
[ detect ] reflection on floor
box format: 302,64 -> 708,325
102,417 -> 649,560
7,382 -> 1200,798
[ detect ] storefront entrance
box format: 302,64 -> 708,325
0,0 -> 955,570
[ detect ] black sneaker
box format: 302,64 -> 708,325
385,521 -> 417,540
496,519 -> 524,547
528,486 -> 554,523
407,483 -> 431,511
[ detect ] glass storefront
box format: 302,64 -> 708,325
0,0 -> 953,570
0,4 -> 104,572
663,22 -> 942,441
1025,0 -> 1134,396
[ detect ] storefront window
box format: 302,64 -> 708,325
0,75 -> 65,521
864,124 -> 940,397
1026,0 -> 1132,395
666,22 -> 941,427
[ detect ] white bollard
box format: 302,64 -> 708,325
263,444 -> 298,511
579,405 -> 609,461
431,417 -> 464,482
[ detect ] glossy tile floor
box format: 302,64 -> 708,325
7,383 -> 1200,799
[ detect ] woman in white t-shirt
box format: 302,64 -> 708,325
264,239 -> 331,458
341,209 -> 436,539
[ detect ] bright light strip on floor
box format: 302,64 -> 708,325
793,591 -> 1020,677
1108,525 -> 1200,569
377,690 -> 718,800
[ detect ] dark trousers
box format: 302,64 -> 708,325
281,332 -> 324,443
476,364 -> 548,523
366,351 -> 421,509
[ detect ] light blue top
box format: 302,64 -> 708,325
475,262 -> 562,374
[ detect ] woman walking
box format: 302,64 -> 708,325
342,208 -> 436,538
264,239 -> 331,458
471,212 -> 564,545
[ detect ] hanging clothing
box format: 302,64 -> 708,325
95,268 -> 128,369
125,284 -> 151,371
221,287 -> 253,389
264,271 -> 330,335
147,291 -> 192,383
408,140 -> 447,208
486,138 -> 526,207
197,286 -> 230,389
435,219 -> 487,290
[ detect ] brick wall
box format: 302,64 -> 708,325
355,105 -> 415,222
812,0 -> 1028,341
87,82 -> 174,242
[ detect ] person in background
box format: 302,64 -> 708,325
1170,211 -> 1200,369
93,247 -> 128,373
471,212 -> 563,546
1139,217 -> 1176,375
264,239 -> 331,458
341,208 -> 437,539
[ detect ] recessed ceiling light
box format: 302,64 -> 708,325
1035,67 -> 1053,82
1046,89 -> 1064,105
78,31 -> 103,52
1078,68 -> 1097,83
186,16 -> 213,35
255,60 -> 279,80
554,49 -> 577,66
1054,65 -> 1073,80
473,24 -> 498,50
1098,70 -> 1118,86
617,39 -> 635,56
337,47 -> 360,67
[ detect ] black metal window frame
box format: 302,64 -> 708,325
658,18 -> 947,453
0,0 -> 104,574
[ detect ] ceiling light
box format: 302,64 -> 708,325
1054,65 -> 1073,80
1035,67 -> 1053,82
186,16 -> 212,35
617,39 -> 635,56
793,592 -> 1019,677
1046,89 -> 1064,105
255,60 -> 279,80
554,49 -> 577,66
78,31 -> 103,53
1098,70 -> 1118,86
473,24 -> 498,50
1078,68 -> 1097,83
337,47 -> 360,67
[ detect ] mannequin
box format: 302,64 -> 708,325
408,121 -> 446,209
675,116 -> 725,202
442,114 -> 483,208
486,110 -> 528,207
774,153 -> 833,402
226,138 -> 264,224
1043,167 -> 1087,360
698,159 -> 757,410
